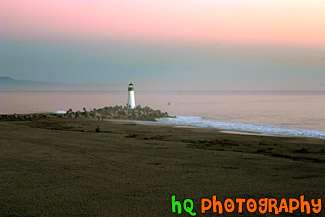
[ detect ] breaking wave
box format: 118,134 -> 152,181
157,116 -> 325,139
55,110 -> 67,114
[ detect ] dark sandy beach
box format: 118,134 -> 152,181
0,118 -> 324,216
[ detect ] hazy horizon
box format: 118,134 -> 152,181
1,0 -> 325,91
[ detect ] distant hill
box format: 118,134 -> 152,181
0,77 -> 71,91
0,77 -> 122,92
1,77 -> 48,85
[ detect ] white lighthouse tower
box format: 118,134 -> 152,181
127,83 -> 136,109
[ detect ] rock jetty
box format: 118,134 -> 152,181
0,105 -> 173,122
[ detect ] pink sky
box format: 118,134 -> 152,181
2,0 -> 325,47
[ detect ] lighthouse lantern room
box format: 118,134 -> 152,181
127,83 -> 136,109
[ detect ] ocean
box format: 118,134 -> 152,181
1,91 -> 324,139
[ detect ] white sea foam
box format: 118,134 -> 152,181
55,110 -> 67,114
157,116 -> 325,139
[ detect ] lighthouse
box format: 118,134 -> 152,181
127,83 -> 136,109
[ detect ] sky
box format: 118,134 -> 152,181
1,0 -> 325,90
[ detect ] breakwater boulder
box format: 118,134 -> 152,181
67,105 -> 172,121
0,105 -> 173,121
0,113 -> 62,121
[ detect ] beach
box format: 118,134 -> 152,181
1,117 -> 324,216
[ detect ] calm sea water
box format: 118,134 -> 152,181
1,91 -> 325,138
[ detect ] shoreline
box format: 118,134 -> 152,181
0,102 -> 324,140
120,119 -> 287,138
1,112 -> 325,140
157,116 -> 325,140
93,118 -> 322,140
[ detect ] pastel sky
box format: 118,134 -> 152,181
1,0 -> 325,90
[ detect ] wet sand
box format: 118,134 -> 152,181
218,130 -> 286,137
0,118 -> 324,216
